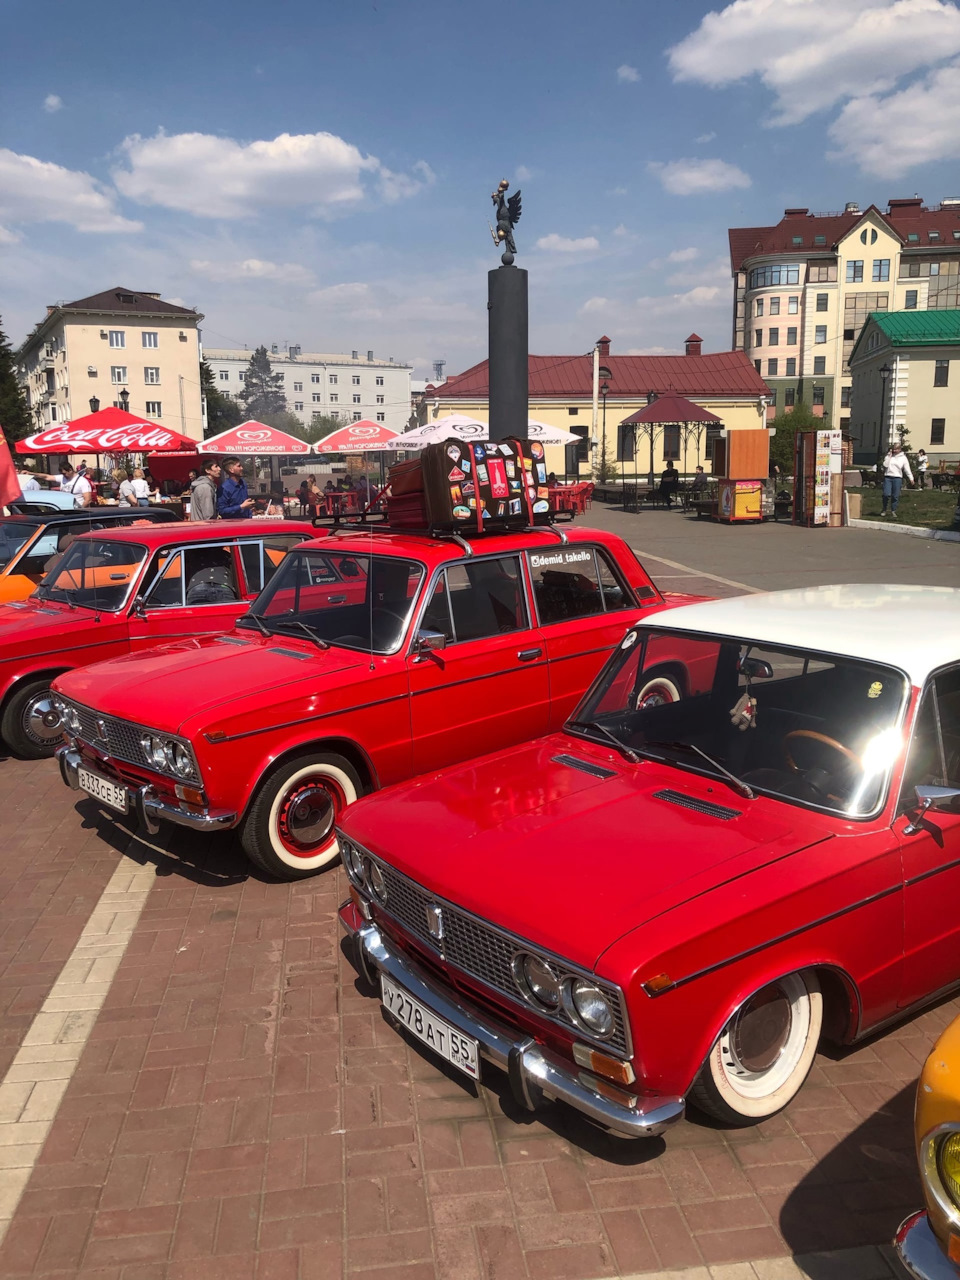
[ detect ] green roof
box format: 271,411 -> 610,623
869,310 -> 960,346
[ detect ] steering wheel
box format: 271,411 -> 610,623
783,730 -> 861,787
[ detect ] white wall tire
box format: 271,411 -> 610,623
690,972 -> 822,1125
636,673 -> 682,710
242,753 -> 361,880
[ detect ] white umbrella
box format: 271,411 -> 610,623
526,418 -> 581,446
398,415 -> 578,449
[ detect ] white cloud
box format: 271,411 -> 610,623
695,131 -> 716,144
617,64 -> 640,82
828,57 -> 960,175
648,158 -> 751,195
581,296 -> 608,313
113,129 -> 432,218
613,223 -> 630,237
190,258 -> 315,285
625,346 -> 677,355
0,225 -> 22,245
608,185 -> 628,196
666,255 -> 730,287
43,94 -> 62,114
667,246 -> 699,262
0,149 -> 142,235
308,281 -> 372,305
635,285 -> 723,311
536,233 -> 600,252
515,165 -> 533,181
668,0 -> 960,129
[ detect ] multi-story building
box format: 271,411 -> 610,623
729,197 -> 960,457
16,286 -> 204,439
205,346 -> 412,436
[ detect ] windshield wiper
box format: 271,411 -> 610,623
566,718 -> 640,764
37,585 -> 76,609
275,618 -> 330,650
642,740 -> 755,800
239,612 -> 271,636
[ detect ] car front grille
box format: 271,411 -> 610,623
371,858 -> 630,1056
73,704 -> 150,770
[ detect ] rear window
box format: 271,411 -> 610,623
527,546 -> 631,624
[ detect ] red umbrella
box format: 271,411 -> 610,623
316,420 -> 401,453
15,407 -> 197,454
202,420 -> 311,454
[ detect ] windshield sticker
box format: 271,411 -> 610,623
529,549 -> 593,569
868,681 -> 882,699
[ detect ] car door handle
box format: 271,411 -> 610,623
517,648 -> 543,662
327,594 -> 347,603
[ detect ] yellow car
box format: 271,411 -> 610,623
896,1015 -> 960,1278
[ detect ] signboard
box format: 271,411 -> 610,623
813,430 -> 833,525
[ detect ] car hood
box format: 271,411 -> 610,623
0,597 -> 100,652
53,631 -> 368,734
343,736 -> 829,972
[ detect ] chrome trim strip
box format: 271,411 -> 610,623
202,689 -> 406,743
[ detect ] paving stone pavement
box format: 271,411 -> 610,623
0,514 -> 954,1277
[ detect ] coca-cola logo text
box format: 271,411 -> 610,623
26,425 -> 179,450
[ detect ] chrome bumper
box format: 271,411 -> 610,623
339,904 -> 684,1140
56,745 -> 237,836
896,1210 -> 960,1279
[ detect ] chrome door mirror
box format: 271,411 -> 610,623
904,784 -> 960,834
414,629 -> 446,658
132,594 -> 146,618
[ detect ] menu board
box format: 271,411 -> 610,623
813,430 -> 832,525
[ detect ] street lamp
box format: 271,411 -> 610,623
600,379 -> 609,481
88,396 -> 100,413
118,388 -> 130,412
875,364 -> 892,469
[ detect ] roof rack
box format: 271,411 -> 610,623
310,509 -> 574,552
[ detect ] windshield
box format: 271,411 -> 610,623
240,549 -> 424,653
36,538 -> 146,611
572,627 -> 909,817
0,522 -> 40,571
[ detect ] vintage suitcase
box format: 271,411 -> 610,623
387,456 -> 425,496
384,492 -> 428,527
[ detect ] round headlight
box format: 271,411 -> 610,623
939,1133 -> 960,1207
342,840 -> 363,880
518,954 -> 561,1009
140,734 -> 167,771
165,741 -> 195,778
369,862 -> 387,902
569,979 -> 615,1037
63,704 -> 81,735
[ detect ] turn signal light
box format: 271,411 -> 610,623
572,1043 -> 635,1085
350,885 -> 372,921
577,1071 -> 638,1108
642,972 -> 675,996
175,785 -> 206,806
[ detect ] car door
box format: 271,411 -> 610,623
527,544 -> 642,730
898,665 -> 960,1007
127,541 -> 250,650
407,553 -> 550,775
10,521 -> 93,598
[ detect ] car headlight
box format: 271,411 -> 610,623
62,703 -> 81,735
140,734 -> 168,771
939,1133 -> 960,1208
166,741 -> 197,780
569,978 -> 615,1037
515,954 -> 561,1009
341,838 -> 363,881
368,861 -> 387,903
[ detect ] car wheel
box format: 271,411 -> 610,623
1,679 -> 63,759
690,971 -> 822,1125
241,753 -> 362,880
635,672 -> 682,709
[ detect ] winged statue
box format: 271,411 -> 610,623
490,180 -> 522,264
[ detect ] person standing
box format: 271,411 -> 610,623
116,469 -> 138,506
58,463 -> 93,507
16,466 -> 39,491
881,443 -> 914,518
130,468 -> 151,506
917,448 -> 930,489
190,459 -> 222,521
217,456 -> 254,519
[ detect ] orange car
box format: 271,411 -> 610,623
0,508 -> 179,604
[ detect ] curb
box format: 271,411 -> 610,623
849,517 -> 960,543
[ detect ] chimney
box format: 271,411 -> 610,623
685,333 -> 703,357
367,349 -> 373,361
597,335 -> 611,358
351,349 -> 358,360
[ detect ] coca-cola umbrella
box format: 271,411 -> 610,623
15,407 -> 197,455
201,420 -> 312,454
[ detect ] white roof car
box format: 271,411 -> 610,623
644,585 -> 960,687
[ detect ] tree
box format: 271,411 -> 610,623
238,346 -> 286,419
0,318 -> 32,444
769,400 -> 820,476
200,361 -> 242,438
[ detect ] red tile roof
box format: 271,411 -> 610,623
60,286 -> 200,317
436,348 -> 768,401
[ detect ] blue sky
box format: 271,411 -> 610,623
2,0 -> 960,376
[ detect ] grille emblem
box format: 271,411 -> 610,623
95,718 -> 109,744
425,904 -> 444,942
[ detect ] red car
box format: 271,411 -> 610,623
338,585 -> 960,1140
0,520 -> 313,757
53,525 -> 697,879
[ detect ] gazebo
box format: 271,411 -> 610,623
619,392 -> 722,487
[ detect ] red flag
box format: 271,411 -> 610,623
0,434 -> 24,510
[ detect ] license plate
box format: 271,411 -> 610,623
77,767 -> 128,815
381,975 -> 479,1079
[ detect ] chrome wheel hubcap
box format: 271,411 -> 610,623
25,694 -> 62,744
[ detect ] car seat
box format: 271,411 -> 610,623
185,549 -> 239,604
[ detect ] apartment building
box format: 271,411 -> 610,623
16,286 -> 204,440
205,346 -> 412,435
729,198 -> 960,444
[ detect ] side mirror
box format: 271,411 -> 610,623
904,784 -> 960,834
738,656 -> 774,680
132,595 -> 146,618
414,630 -> 446,658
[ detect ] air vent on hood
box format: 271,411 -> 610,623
215,635 -> 252,646
268,646 -> 312,661
551,754 -> 616,779
653,789 -> 741,821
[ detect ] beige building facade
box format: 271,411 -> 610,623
16,286 -> 204,441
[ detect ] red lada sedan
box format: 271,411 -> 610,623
53,525 -> 699,879
338,586 -> 960,1140
0,520 -> 313,757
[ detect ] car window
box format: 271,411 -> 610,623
528,546 -> 628,625
37,538 -> 145,611
20,522 -> 92,576
239,536 -> 307,595
145,550 -> 185,608
0,522 -> 40,572
939,669 -> 960,788
444,556 -> 527,642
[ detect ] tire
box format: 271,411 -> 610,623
635,672 -> 682,710
241,752 -> 362,880
1,679 -> 64,759
690,971 -> 822,1125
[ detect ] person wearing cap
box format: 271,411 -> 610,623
880,443 -> 914,518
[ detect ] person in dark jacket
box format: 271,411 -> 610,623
190,459 -> 222,522
217,457 -> 254,519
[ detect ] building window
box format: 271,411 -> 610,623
218,370 -> 229,381
312,393 -> 322,402
748,264 -> 800,288
768,388 -> 778,407
767,359 -> 778,376
846,260 -> 864,282
907,261 -> 921,277
813,356 -> 826,375
843,328 -> 855,341
785,358 -> 797,377
935,360 -> 949,387
905,290 -> 918,309
812,386 -> 825,406
110,366 -> 127,384
814,234 -> 826,245
931,418 -> 946,445
868,331 -> 880,350
769,297 -> 781,316
330,411 -> 339,420
142,332 -> 158,349
144,367 -> 160,384
238,372 -> 245,382
872,259 -> 890,282
792,235 -> 803,246
352,412 -> 361,421
352,376 -> 361,385
376,412 -> 385,422
755,299 -> 764,317
754,329 -> 762,347
109,331 -> 125,348
375,376 -> 384,386
841,386 -> 851,408
754,359 -> 761,373
330,394 -> 338,403
768,327 -> 779,346
145,401 -> 161,416
815,325 -> 827,344
816,293 -> 829,312
376,395 -> 384,404
786,326 -> 797,345
930,263 -> 941,276
294,401 -> 303,411
329,375 -> 337,384
293,381 -> 303,392
785,388 -> 796,407
663,425 -> 680,459
908,232 -> 919,243
311,374 -> 320,384
788,296 -> 799,314
352,394 -> 361,404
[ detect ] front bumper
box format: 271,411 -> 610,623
896,1210 -> 960,1279
57,745 -> 237,836
339,901 -> 684,1140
